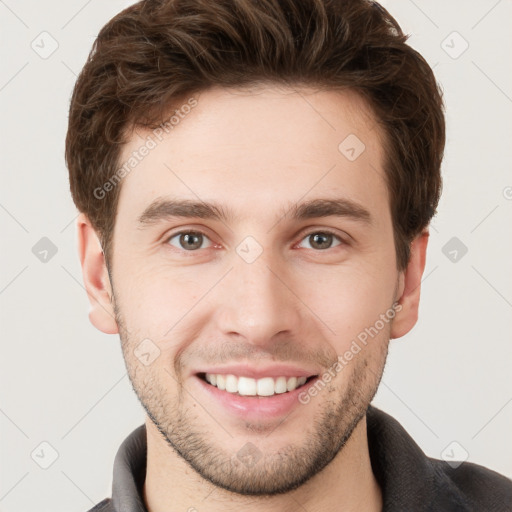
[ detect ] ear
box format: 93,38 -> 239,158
76,213 -> 118,334
390,230 -> 429,339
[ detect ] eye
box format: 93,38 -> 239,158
165,229 -> 345,253
166,230 -> 212,251
297,230 -> 343,250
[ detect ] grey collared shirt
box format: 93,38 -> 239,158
87,405 -> 512,511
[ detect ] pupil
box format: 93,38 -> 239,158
312,233 -> 331,249
181,232 -> 201,250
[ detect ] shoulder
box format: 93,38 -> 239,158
366,405 -> 512,510
429,457 -> 512,511
86,498 -> 113,512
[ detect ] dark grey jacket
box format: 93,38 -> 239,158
87,405 -> 512,511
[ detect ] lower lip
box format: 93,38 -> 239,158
193,375 -> 319,422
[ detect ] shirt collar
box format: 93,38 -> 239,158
111,423 -> 147,512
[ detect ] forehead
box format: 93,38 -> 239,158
116,85 -> 389,227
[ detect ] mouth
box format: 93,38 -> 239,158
192,367 -> 321,421
196,372 -> 318,397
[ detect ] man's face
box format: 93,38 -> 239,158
108,86 -> 403,495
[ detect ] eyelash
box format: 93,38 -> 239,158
164,228 -> 346,254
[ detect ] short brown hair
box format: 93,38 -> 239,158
65,0 -> 445,270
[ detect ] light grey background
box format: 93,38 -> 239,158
1,0 -> 511,510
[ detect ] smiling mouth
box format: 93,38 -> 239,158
197,372 -> 318,397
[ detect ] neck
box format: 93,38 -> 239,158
143,415 -> 382,512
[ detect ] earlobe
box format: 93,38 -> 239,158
390,230 -> 429,340
76,213 -> 119,335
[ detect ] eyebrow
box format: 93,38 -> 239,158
137,197 -> 372,227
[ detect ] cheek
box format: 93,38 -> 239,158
114,261 -> 220,339
302,262 -> 397,348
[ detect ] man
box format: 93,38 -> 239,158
65,0 -> 512,510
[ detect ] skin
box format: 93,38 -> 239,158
77,85 -> 428,512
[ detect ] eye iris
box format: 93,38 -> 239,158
310,232 -> 332,250
180,232 -> 202,250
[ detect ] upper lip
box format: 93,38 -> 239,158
193,363 -> 320,380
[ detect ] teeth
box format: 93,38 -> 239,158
225,374 -> 238,393
216,374 -> 226,390
204,373 -> 309,396
287,377 -> 297,392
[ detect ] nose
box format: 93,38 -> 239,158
214,251 -> 304,347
